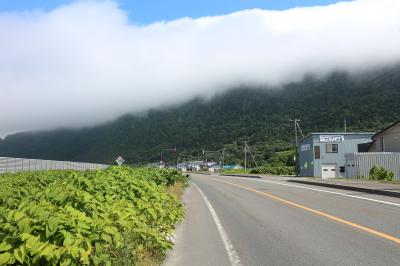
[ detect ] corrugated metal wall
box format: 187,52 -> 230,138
0,157 -> 108,173
354,152 -> 400,180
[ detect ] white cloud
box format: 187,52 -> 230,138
1,0 -> 400,136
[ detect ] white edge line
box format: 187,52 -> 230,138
221,176 -> 400,207
193,182 -> 242,266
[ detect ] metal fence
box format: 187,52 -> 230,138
354,152 -> 400,180
0,157 -> 108,174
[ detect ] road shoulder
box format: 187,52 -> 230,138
163,182 -> 231,266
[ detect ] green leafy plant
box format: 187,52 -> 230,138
368,165 -> 394,181
0,167 -> 189,265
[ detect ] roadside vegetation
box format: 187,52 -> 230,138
222,150 -> 295,176
358,165 -> 395,182
0,167 -> 189,266
223,165 -> 295,176
250,165 -> 295,176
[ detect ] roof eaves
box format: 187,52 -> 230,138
372,121 -> 400,140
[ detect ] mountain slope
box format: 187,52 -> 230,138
1,66 -> 400,165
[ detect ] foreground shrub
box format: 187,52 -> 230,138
136,168 -> 190,187
368,165 -> 394,181
0,167 -> 189,265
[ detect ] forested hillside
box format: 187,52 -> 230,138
1,66 -> 400,165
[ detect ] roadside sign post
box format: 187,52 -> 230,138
115,156 -> 125,166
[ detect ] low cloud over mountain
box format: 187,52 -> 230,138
1,0 -> 400,136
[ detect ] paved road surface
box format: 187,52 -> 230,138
165,174 -> 400,266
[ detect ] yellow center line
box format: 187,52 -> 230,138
203,175 -> 400,245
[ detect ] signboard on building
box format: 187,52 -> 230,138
319,135 -> 344,143
301,144 -> 311,152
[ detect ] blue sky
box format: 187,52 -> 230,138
0,0 -> 349,24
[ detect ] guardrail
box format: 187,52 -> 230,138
0,156 -> 108,173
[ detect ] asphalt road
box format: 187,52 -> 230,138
164,174 -> 400,266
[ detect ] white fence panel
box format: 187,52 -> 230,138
0,157 -> 108,173
355,152 -> 400,180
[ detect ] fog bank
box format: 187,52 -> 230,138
1,0 -> 400,136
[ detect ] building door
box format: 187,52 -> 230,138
321,163 -> 337,179
345,159 -> 356,178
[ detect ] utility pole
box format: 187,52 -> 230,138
289,119 -> 304,146
344,118 -> 347,133
243,141 -> 258,171
222,149 -> 225,170
244,141 -> 247,172
289,119 -> 304,176
248,147 -> 258,168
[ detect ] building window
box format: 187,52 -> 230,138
326,143 -> 338,153
314,145 -> 320,159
